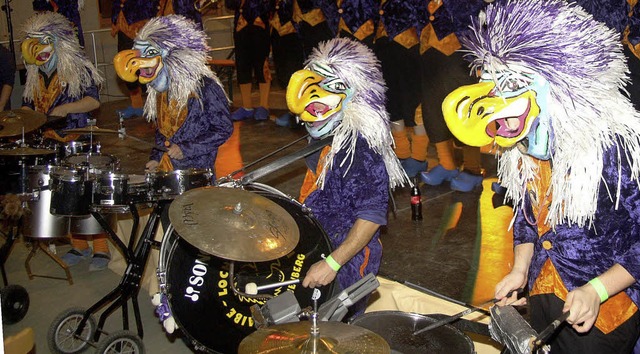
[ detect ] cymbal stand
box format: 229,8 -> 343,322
71,200 -> 170,343
1,0 -> 16,66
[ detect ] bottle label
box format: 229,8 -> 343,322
411,196 -> 421,205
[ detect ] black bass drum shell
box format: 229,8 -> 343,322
166,192 -> 337,353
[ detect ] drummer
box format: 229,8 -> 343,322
286,38 -> 409,319
20,12 -> 111,270
113,15 -> 233,189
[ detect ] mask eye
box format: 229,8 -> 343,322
322,80 -> 347,93
41,36 -> 53,45
145,48 -> 160,57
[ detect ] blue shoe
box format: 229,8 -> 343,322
117,106 -> 144,119
275,112 -> 293,127
450,171 -> 484,192
420,164 -> 459,186
89,252 -> 111,272
402,158 -> 427,178
231,107 -> 254,121
254,106 -> 270,121
61,247 -> 92,267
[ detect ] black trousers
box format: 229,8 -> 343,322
530,294 -> 640,354
270,31 -> 304,88
234,24 -> 271,84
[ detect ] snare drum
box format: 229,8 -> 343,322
22,165 -> 70,239
63,153 -> 119,173
147,169 -> 212,200
49,167 -> 95,216
156,183 -> 337,353
0,147 -> 57,195
349,311 -> 475,354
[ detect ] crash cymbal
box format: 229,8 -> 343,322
0,109 -> 46,137
168,186 -> 300,262
0,146 -> 56,156
64,126 -> 119,135
238,320 -> 391,354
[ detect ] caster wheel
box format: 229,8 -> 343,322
47,307 -> 97,354
95,330 -> 145,354
1,284 -> 29,324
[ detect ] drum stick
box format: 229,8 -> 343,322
121,132 -> 169,152
412,288 -> 523,336
245,279 -> 301,295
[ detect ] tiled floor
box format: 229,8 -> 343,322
0,81 -> 515,353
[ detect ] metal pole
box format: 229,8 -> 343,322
1,0 -> 15,67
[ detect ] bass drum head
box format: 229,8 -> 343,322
349,311 -> 475,354
166,192 -> 337,353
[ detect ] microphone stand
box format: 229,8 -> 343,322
1,0 -> 16,67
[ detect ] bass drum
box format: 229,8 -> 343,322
160,183 -> 337,353
349,311 -> 475,354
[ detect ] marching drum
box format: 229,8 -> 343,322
49,167 -> 95,216
349,311 -> 475,354
157,183 -> 337,353
147,168 -> 212,200
22,165 -> 70,239
63,153 -> 119,173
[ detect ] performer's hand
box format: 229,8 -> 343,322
145,160 -> 159,172
167,143 -> 184,160
302,260 -> 337,289
563,284 -> 600,333
49,105 -> 69,118
494,271 -> 527,307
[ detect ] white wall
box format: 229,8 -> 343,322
1,2 -> 234,105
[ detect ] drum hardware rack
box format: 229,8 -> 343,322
65,200 -> 169,346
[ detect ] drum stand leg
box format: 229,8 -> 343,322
0,218 -> 21,287
24,239 -> 73,285
72,202 -> 167,343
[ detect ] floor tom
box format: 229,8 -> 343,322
22,165 -> 70,238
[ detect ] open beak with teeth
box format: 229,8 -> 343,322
286,69 -> 347,128
21,38 -> 54,66
442,81 -> 541,148
113,49 -> 163,85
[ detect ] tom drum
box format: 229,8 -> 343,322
147,169 -> 212,200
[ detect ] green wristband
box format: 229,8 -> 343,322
588,277 -> 609,303
325,255 -> 341,272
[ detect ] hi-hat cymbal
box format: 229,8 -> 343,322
0,146 -> 56,156
238,321 -> 391,354
64,126 -> 119,135
0,109 -> 46,137
168,186 -> 300,262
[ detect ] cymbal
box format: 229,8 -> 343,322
0,109 -> 46,137
0,146 -> 56,156
238,321 -> 391,354
64,126 -> 119,135
168,186 -> 300,262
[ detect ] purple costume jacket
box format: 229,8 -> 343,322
514,143 -> 640,308
111,0 -> 159,27
22,70 -> 99,130
304,135 -> 389,314
150,77 -> 233,176
337,0 -> 379,35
